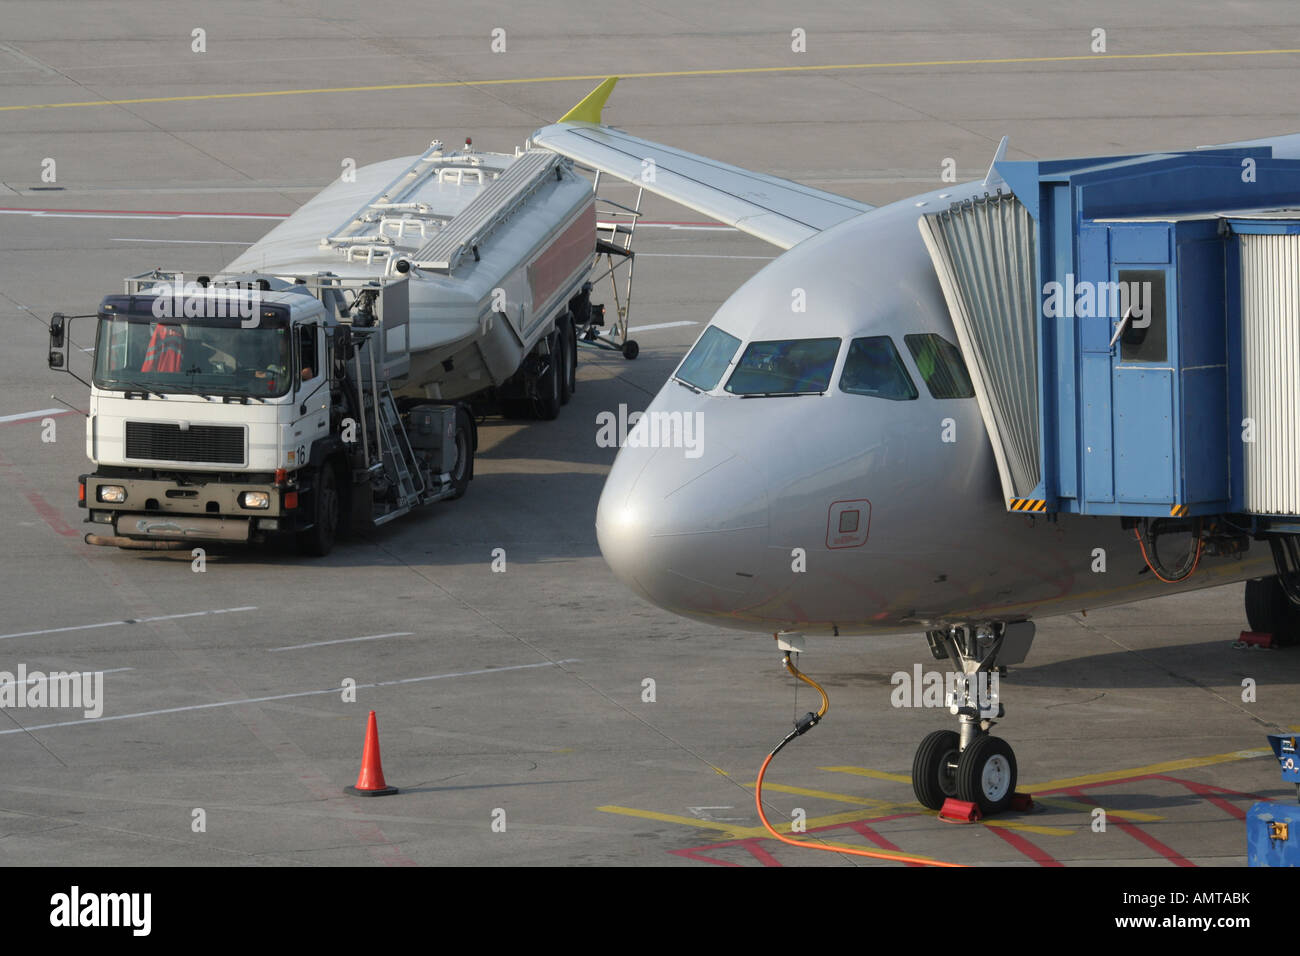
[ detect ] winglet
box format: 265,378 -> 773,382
558,77 -> 618,125
983,135 -> 1009,188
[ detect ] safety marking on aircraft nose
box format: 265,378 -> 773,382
1009,498 -> 1048,512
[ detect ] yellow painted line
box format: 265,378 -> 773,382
1034,796 -> 1163,823
598,803 -> 924,841
821,766 -> 912,783
982,819 -> 1074,837
597,805 -> 742,835
744,780 -> 896,810
1023,748 -> 1271,793
4,49 -> 1300,113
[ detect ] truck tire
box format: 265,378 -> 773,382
447,407 -> 474,500
297,464 -> 339,557
559,313 -> 576,404
532,330 -> 562,421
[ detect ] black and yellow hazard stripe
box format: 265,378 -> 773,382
1170,504 -> 1190,517
1009,498 -> 1048,512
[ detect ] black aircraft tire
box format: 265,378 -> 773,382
955,735 -> 1017,815
1245,576 -> 1300,646
912,729 -> 961,811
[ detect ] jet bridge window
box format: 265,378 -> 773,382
1117,269 -> 1167,364
904,333 -> 974,399
675,326 -> 741,391
839,336 -> 917,401
724,338 -> 841,396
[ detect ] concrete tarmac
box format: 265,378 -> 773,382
0,1 -> 1298,866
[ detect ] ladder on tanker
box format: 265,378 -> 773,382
581,171 -> 642,359
348,330 -> 425,526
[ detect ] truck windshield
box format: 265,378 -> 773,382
93,310 -> 292,397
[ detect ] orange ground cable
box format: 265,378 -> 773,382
1134,525 -> 1202,584
753,648 -> 967,867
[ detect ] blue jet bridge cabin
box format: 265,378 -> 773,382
918,146 -> 1300,594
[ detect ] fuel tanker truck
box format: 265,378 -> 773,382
47,134 -> 640,556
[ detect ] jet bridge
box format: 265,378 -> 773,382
920,147 -> 1300,592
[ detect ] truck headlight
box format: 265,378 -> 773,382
239,491 -> 270,510
97,485 -> 126,503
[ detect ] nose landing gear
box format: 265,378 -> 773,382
910,621 -> 1034,816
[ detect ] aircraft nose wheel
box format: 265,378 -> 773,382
955,735 -> 1017,815
912,730 -> 961,810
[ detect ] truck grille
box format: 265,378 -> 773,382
125,422 -> 245,465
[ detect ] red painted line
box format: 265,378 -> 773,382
1064,787 -> 1194,867
24,491 -> 79,537
1116,820 -> 1195,866
1158,775 -> 1256,821
985,823 -> 1063,867
0,206 -> 731,228
843,820 -> 924,867
667,845 -> 747,867
740,837 -> 783,867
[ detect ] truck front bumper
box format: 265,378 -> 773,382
82,474 -> 294,542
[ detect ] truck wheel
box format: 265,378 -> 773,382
559,313 -> 576,405
448,408 -> 474,499
532,330 -> 562,421
297,465 -> 339,557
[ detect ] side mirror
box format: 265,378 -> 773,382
50,313 -> 65,348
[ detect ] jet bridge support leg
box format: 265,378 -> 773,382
911,622 -> 1034,816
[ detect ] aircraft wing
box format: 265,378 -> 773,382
531,79 -> 873,250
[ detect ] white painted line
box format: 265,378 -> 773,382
637,253 -> 776,260
0,407 -> 67,424
626,321 -> 699,333
0,658 -> 581,734
111,238 -> 254,246
0,606 -> 258,642
269,631 -> 414,653
630,223 -> 737,232
4,667 -> 133,686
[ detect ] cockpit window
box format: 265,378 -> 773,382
904,333 -> 974,399
675,326 -> 741,391
839,336 -> 917,401
724,338 -> 841,396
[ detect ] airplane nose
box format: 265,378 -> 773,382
596,439 -> 769,616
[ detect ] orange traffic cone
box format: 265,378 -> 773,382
345,710 -> 399,797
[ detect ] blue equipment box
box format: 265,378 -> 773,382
1267,733 -> 1300,784
1247,801 -> 1300,867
